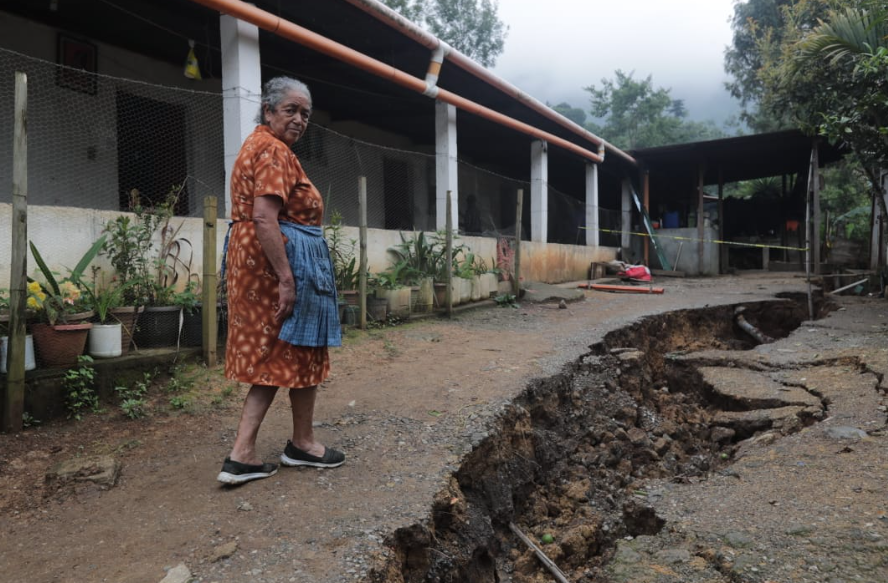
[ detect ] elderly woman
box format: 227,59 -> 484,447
218,77 -> 344,485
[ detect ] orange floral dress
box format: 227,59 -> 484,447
225,125 -> 329,388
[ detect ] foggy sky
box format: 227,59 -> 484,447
491,0 -> 739,126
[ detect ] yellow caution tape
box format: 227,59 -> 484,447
584,227 -> 809,252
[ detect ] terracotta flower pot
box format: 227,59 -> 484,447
31,322 -> 92,368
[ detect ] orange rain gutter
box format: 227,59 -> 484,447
343,0 -> 637,166
188,0 -> 603,164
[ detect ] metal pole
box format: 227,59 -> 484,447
697,164 -> 705,276
4,72 -> 28,432
643,170 -> 650,266
202,196 -> 218,367
514,189 -> 523,297
358,176 -> 368,329
445,190 -> 453,317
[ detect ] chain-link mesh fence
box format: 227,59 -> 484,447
0,48 -> 224,216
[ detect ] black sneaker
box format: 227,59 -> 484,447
217,457 -> 278,485
280,440 -> 345,468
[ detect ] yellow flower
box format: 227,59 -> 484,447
27,281 -> 46,310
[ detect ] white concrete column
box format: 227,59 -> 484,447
585,163 -> 599,247
435,101 -> 458,231
531,140 -> 548,242
221,15 -> 262,217
621,178 -> 632,251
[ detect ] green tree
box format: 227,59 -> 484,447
583,70 -> 725,149
550,102 -> 587,126
759,1 -> 888,228
724,0 -> 832,131
380,0 -> 508,67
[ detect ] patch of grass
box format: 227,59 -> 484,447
115,369 -> 156,420
169,395 -> 191,410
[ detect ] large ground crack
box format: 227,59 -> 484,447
366,298 -> 838,583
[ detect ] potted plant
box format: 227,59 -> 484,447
74,268 -> 139,359
28,237 -> 105,367
325,209 -> 359,307
112,186 -> 191,350
102,196 -> 159,353
370,268 -> 411,318
386,231 -> 438,313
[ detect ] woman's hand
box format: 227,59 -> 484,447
275,279 -> 296,323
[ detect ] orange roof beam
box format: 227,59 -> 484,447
187,0 -> 604,164
344,0 -> 637,166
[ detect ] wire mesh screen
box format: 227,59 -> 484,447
548,185 -> 586,245
0,48 -> 224,216
599,207 -> 622,248
293,123 -> 437,232
457,161 -> 530,239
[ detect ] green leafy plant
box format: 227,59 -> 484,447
453,251 -> 476,279
22,412 -> 40,428
115,370 -> 155,420
369,266 -> 407,290
73,267 -> 139,324
64,355 -> 99,420
324,209 -> 360,291
172,280 -> 201,315
29,235 -> 107,325
387,231 -> 444,284
103,185 -> 193,307
169,395 -> 190,410
493,293 -> 519,308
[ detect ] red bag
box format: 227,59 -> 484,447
619,265 -> 652,282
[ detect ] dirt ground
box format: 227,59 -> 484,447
0,273 -> 885,583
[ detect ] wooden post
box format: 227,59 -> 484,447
643,170 -> 650,266
697,164 -> 705,276
358,176 -> 368,330
201,196 -> 218,367
4,72 -> 28,432
718,167 -> 726,273
445,191 -> 453,317
812,141 -> 821,275
514,188 -> 523,297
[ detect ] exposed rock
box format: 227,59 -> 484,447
210,541 -> 238,562
654,548 -> 691,564
45,456 -> 120,489
713,406 -> 813,434
710,426 -> 736,443
158,563 -> 191,583
699,367 -> 821,409
823,426 -> 868,440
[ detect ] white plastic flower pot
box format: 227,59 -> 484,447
1,334 -> 37,373
88,322 -> 123,359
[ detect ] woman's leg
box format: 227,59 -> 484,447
289,386 -> 323,457
229,384 -> 279,465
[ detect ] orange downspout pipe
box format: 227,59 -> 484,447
343,0 -> 637,166
188,0 -> 603,164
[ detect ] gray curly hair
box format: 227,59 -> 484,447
255,76 -> 312,124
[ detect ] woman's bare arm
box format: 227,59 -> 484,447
253,195 -> 295,322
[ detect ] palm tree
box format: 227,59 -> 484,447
791,4 -> 888,239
